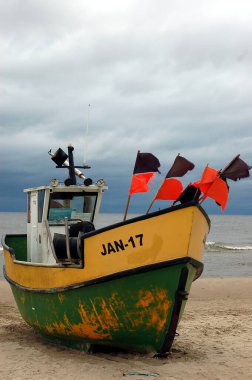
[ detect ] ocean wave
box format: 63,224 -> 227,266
1,241 -> 251,253
206,241 -> 252,252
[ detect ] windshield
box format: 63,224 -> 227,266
48,192 -> 97,225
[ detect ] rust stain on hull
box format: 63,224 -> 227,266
44,289 -> 170,340
58,293 -> 65,304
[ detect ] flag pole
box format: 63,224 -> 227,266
123,195 -> 131,221
146,198 -> 156,214
146,183 -> 162,214
123,150 -> 140,221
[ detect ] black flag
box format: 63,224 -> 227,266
220,155 -> 252,181
133,152 -> 161,174
166,155 -> 195,178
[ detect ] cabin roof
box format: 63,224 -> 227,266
24,184 -> 108,193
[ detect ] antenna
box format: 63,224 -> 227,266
83,104 -> 91,166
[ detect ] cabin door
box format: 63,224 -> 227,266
29,192 -> 38,262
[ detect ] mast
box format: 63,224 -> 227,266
49,145 -> 92,186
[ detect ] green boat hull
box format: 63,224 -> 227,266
8,260 -> 200,355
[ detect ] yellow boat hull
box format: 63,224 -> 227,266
3,204 -> 209,290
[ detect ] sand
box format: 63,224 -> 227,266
0,278 -> 252,380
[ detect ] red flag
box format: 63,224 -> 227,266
129,152 -> 160,195
154,178 -> 183,200
193,166 -> 218,193
202,176 -> 229,211
194,166 -> 229,211
129,172 -> 156,195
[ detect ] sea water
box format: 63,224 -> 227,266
0,212 -> 252,279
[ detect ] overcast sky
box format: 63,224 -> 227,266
1,0 -> 252,214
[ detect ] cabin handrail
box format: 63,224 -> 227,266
64,217 -> 72,261
45,220 -> 59,263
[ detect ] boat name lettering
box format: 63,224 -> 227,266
100,234 -> 143,256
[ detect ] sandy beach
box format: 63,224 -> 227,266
0,278 -> 251,380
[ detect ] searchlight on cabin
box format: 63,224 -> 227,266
49,145 -> 93,186
51,148 -> 69,167
49,179 -> 60,187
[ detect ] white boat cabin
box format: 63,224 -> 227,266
24,183 -> 107,265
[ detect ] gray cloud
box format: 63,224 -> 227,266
1,0 -> 252,213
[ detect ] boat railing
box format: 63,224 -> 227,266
44,220 -> 59,263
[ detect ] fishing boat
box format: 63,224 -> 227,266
2,145 -> 210,356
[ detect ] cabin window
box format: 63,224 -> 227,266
27,193 -> 31,223
48,192 -> 97,225
38,190 -> 45,223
